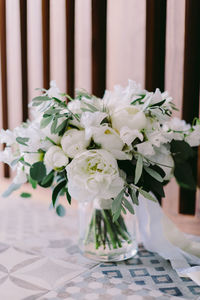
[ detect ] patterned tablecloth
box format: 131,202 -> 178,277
0,195 -> 199,300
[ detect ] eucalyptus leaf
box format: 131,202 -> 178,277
55,120 -> 68,136
56,204 -> 66,217
123,198 -> 135,214
129,188 -> 139,205
111,189 -> 124,214
30,162 -> 46,182
112,208 -> 121,223
40,116 -> 53,129
134,155 -> 143,184
40,170 -> 54,188
51,118 -> 58,134
144,167 -> 163,182
139,188 -> 157,202
16,137 -> 29,146
28,176 -> 37,189
20,192 -> 31,198
32,96 -> 51,101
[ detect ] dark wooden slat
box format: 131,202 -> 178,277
179,0 -> 200,215
0,0 -> 9,178
145,0 -> 167,92
66,0 -> 75,98
92,0 -> 107,97
42,0 -> 50,89
20,0 -> 28,122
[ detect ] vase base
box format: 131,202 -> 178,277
81,242 -> 138,262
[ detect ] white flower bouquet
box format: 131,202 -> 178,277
0,80 -> 200,258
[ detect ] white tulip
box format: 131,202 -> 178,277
111,106 -> 147,133
61,129 -> 89,158
66,149 -> 124,202
44,146 -> 69,170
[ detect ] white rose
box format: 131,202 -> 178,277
24,153 -> 43,165
66,149 -> 124,202
61,129 -> 90,158
44,146 -> 69,170
111,106 -> 147,133
91,126 -> 124,159
185,125 -> 200,147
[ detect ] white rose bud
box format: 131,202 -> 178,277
111,106 -> 147,132
61,129 -> 89,158
24,153 -> 43,165
44,146 -> 69,170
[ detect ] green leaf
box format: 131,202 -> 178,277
123,198 -> 135,214
20,192 -> 31,198
144,167 -> 163,182
39,170 -> 54,188
139,188 -> 157,202
32,101 -> 43,106
28,176 -> 37,189
52,180 -> 67,207
131,94 -> 146,105
149,99 -> 166,107
16,137 -> 29,146
11,158 -> 20,168
84,102 -> 98,111
40,115 -> 53,129
171,140 -> 194,161
32,96 -> 51,101
134,155 -> 143,184
66,189 -> 71,204
51,118 -> 58,134
30,162 -> 46,182
2,183 -> 21,197
174,162 -> 196,190
55,120 -> 68,136
129,188 -> 139,205
111,189 -> 124,214
56,204 -> 66,217
112,208 -> 122,223
19,158 -> 31,167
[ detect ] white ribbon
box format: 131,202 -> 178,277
135,196 -> 200,285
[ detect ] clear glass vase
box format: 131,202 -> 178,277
78,198 -> 138,262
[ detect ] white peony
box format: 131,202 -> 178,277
136,141 -> 155,156
44,146 -> 69,170
111,106 -> 147,133
61,129 -> 89,158
185,125 -> 200,147
66,149 -> 124,202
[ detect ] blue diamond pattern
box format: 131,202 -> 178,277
155,267 -> 165,271
129,268 -> 150,277
135,280 -> 145,285
102,270 -> 122,278
152,275 -> 173,284
150,259 -> 159,264
188,285 -> 200,295
138,250 -> 154,257
125,258 -> 142,265
159,287 -> 183,297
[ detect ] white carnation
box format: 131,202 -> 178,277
61,129 -> 89,158
46,80 -> 61,98
44,146 -> 69,170
136,142 -> 155,156
185,125 -> 200,147
0,129 -> 16,146
66,149 -> 124,202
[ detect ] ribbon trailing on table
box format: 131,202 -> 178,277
135,196 -> 200,286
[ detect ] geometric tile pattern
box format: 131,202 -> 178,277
0,196 -> 199,299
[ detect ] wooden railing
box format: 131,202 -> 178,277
0,0 -> 199,234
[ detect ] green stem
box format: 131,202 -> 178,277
101,210 -> 117,249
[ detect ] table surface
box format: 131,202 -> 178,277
0,194 -> 199,300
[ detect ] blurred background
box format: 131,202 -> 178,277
0,0 -> 200,233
